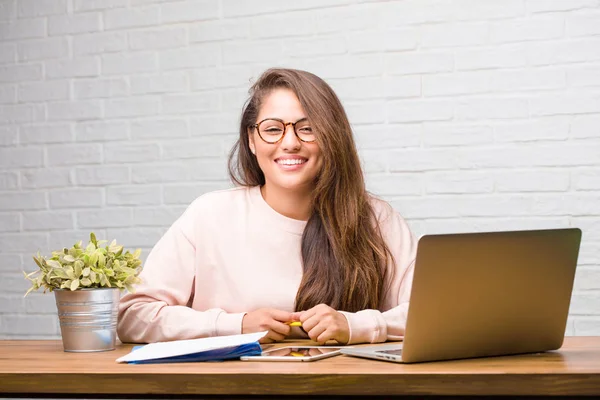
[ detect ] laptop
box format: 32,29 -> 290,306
341,228 -> 582,363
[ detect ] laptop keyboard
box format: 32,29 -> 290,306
377,349 -> 403,356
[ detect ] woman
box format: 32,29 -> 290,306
117,68 -> 417,345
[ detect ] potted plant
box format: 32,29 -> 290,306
24,232 -> 143,352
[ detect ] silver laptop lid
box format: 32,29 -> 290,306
401,228 -> 581,363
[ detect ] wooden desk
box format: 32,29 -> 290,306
1,337 -> 600,398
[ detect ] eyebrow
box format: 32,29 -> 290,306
261,117 -> 309,124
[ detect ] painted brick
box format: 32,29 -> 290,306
159,44 -> 220,70
107,185 -> 161,206
0,18 -> 46,40
47,101 -> 103,122
104,97 -> 160,118
387,100 -> 454,123
420,22 -> 489,48
130,72 -> 188,95
0,126 -> 18,146
75,165 -> 130,186
163,182 -> 231,205
74,0 -> 127,11
131,164 -> 189,183
528,0 -> 598,13
0,172 -> 19,190
22,211 -> 74,231
104,6 -> 160,30
47,144 -> 103,166
422,123 -> 494,147
573,170 -> 600,191
131,118 -> 188,139
163,93 -> 220,114
495,171 -> 570,192
48,13 -> 102,36
0,84 -> 16,104
49,188 -> 104,209
0,104 -> 45,123
0,148 -> 43,168
77,208 -> 133,229
73,32 -> 128,55
494,116 -> 570,142
0,43 -> 16,64
17,0 -> 67,17
21,169 -> 72,190
0,64 -> 43,83
386,52 -> 454,75
17,38 -> 69,62
74,78 -> 129,99
491,15 -> 564,43
190,19 -> 251,43
20,124 -> 73,144
129,27 -> 187,51
75,120 -> 130,142
101,52 -> 158,75
456,98 -> 529,120
45,57 -> 100,79
160,0 -> 219,23
133,207 -> 186,226
571,115 -> 600,139
105,227 -> 166,248
0,233 -> 48,253
104,143 -> 160,163
0,213 -> 20,233
18,80 -> 70,103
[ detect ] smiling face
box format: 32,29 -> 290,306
249,88 -> 323,195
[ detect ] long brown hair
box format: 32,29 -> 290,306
228,68 -> 393,312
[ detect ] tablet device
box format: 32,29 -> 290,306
240,346 -> 344,362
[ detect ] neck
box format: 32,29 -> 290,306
261,184 -> 313,221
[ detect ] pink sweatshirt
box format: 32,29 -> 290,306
117,186 -> 417,345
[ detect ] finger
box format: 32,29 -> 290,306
300,313 -> 320,333
298,307 -> 318,324
289,311 -> 303,321
270,320 -> 292,336
306,321 -> 328,343
268,309 -> 293,322
316,328 -> 336,345
259,336 -> 274,344
265,329 -> 286,342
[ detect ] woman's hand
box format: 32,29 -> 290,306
242,308 -> 292,343
291,304 -> 350,345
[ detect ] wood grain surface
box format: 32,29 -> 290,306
1,337 -> 600,397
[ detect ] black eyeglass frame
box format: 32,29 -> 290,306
250,117 -> 316,144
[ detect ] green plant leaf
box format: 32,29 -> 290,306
25,232 -> 143,295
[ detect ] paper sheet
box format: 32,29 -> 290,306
116,331 -> 268,363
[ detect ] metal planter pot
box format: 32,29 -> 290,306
54,288 -> 120,352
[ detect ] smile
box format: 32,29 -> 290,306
276,159 -> 307,165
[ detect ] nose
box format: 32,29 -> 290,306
280,122 -> 301,150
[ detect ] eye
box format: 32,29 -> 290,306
264,127 -> 283,134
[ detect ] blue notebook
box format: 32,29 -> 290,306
128,342 -> 262,364
116,331 -> 267,364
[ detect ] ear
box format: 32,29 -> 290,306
248,128 -> 256,155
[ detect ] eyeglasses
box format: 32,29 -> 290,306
250,118 -> 316,144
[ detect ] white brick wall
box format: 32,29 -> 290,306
0,0 -> 599,339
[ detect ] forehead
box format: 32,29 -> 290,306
257,88 -> 307,120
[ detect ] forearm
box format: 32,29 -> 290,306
117,297 -> 246,343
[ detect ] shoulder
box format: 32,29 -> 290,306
175,186 -> 253,227
367,193 -> 413,239
188,186 -> 250,211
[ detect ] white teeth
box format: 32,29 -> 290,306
276,159 -> 306,165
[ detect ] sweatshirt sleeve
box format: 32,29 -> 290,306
117,203 -> 246,344
339,202 -> 417,345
